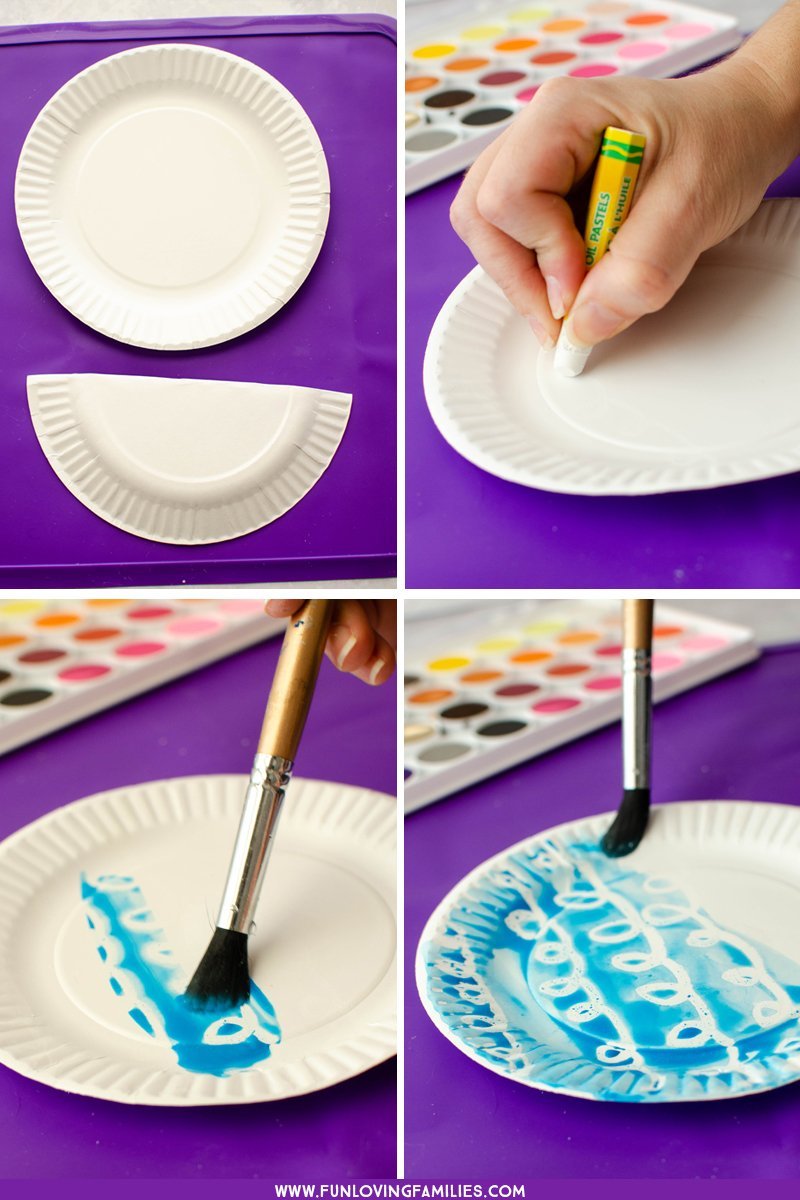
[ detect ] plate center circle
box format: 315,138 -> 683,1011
77,107 -> 264,288
534,262 -> 800,453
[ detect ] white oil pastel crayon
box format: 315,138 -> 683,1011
554,126 -> 646,378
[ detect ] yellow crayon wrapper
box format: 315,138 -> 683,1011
583,127 -> 646,269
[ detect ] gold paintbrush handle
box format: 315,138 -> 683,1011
257,599 -> 333,760
623,598 -> 654,651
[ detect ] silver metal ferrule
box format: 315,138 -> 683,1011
622,648 -> 652,790
216,753 -> 293,934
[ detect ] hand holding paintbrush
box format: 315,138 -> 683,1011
186,599 -> 333,1010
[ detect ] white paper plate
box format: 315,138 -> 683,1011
418,801 -> 800,1102
27,374 -> 351,544
424,200 -> 800,495
0,775 -> 396,1106
15,44 -> 330,349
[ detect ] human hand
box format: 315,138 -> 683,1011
450,58 -> 794,352
265,599 -> 396,686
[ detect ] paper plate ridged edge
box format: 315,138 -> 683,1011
417,800 -> 800,1102
27,375 -> 352,545
0,775 -> 396,1106
424,199 -> 800,495
15,44 -> 330,350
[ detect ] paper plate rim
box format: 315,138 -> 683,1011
416,799 -> 800,1103
27,374 -> 352,545
424,199 -> 800,495
15,43 -> 330,351
0,774 -> 396,1106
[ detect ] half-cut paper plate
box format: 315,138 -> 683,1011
424,200 -> 800,495
15,44 -> 329,350
0,775 -> 396,1106
27,374 -> 351,544
418,801 -> 800,1102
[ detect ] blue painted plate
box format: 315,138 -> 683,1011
417,801 -> 800,1102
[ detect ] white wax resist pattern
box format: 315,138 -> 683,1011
421,840 -> 800,1101
82,875 -> 280,1076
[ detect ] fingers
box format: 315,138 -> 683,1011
564,170 -> 703,348
325,600 -> 396,685
265,599 -> 302,618
265,599 -> 395,685
451,80 -> 611,343
452,134 -> 557,345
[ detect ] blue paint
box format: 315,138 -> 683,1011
422,837 -> 800,1101
82,874 -> 280,1077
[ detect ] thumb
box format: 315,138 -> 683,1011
564,172 -> 705,347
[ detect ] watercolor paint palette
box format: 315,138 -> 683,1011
0,598 -> 281,756
418,801 -> 800,1102
405,2 -> 740,192
0,775 -> 396,1104
425,201 -> 800,495
404,601 -> 757,812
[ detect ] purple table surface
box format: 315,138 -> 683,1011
405,642 -> 800,1179
406,154 -> 800,588
0,15 -> 396,587
0,632 -> 397,1179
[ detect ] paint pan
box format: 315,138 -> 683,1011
0,598 -> 281,756
406,2 -> 741,192
404,600 -> 758,812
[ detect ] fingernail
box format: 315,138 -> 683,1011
336,633 -> 357,670
368,658 -> 386,686
528,317 -> 555,351
569,301 -> 625,346
544,275 -> 565,321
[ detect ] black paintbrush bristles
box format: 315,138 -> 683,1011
601,788 -> 650,858
184,927 -> 251,1011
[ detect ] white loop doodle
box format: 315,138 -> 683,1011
753,1000 -> 785,1028
538,975 -> 581,998
643,877 -> 681,895
641,904 -> 691,927
685,929 -> 720,948
596,1044 -> 637,1067
203,1010 -> 258,1046
589,920 -> 638,945
505,910 -> 542,940
666,1021 -> 710,1048
532,941 -> 569,965
566,1000 -> 600,1024
635,982 -> 689,1007
120,907 -> 162,934
722,967 -> 759,988
611,951 -> 659,972
93,874 -> 137,892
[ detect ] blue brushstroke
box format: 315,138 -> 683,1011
422,838 -> 800,1101
81,874 -> 281,1077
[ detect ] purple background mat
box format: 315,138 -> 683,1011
0,16 -> 396,586
0,630 -> 397,1179
405,640 -> 800,1178
406,158 -> 800,588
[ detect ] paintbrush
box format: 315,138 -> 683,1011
185,598 -> 333,1010
601,598 -> 653,858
